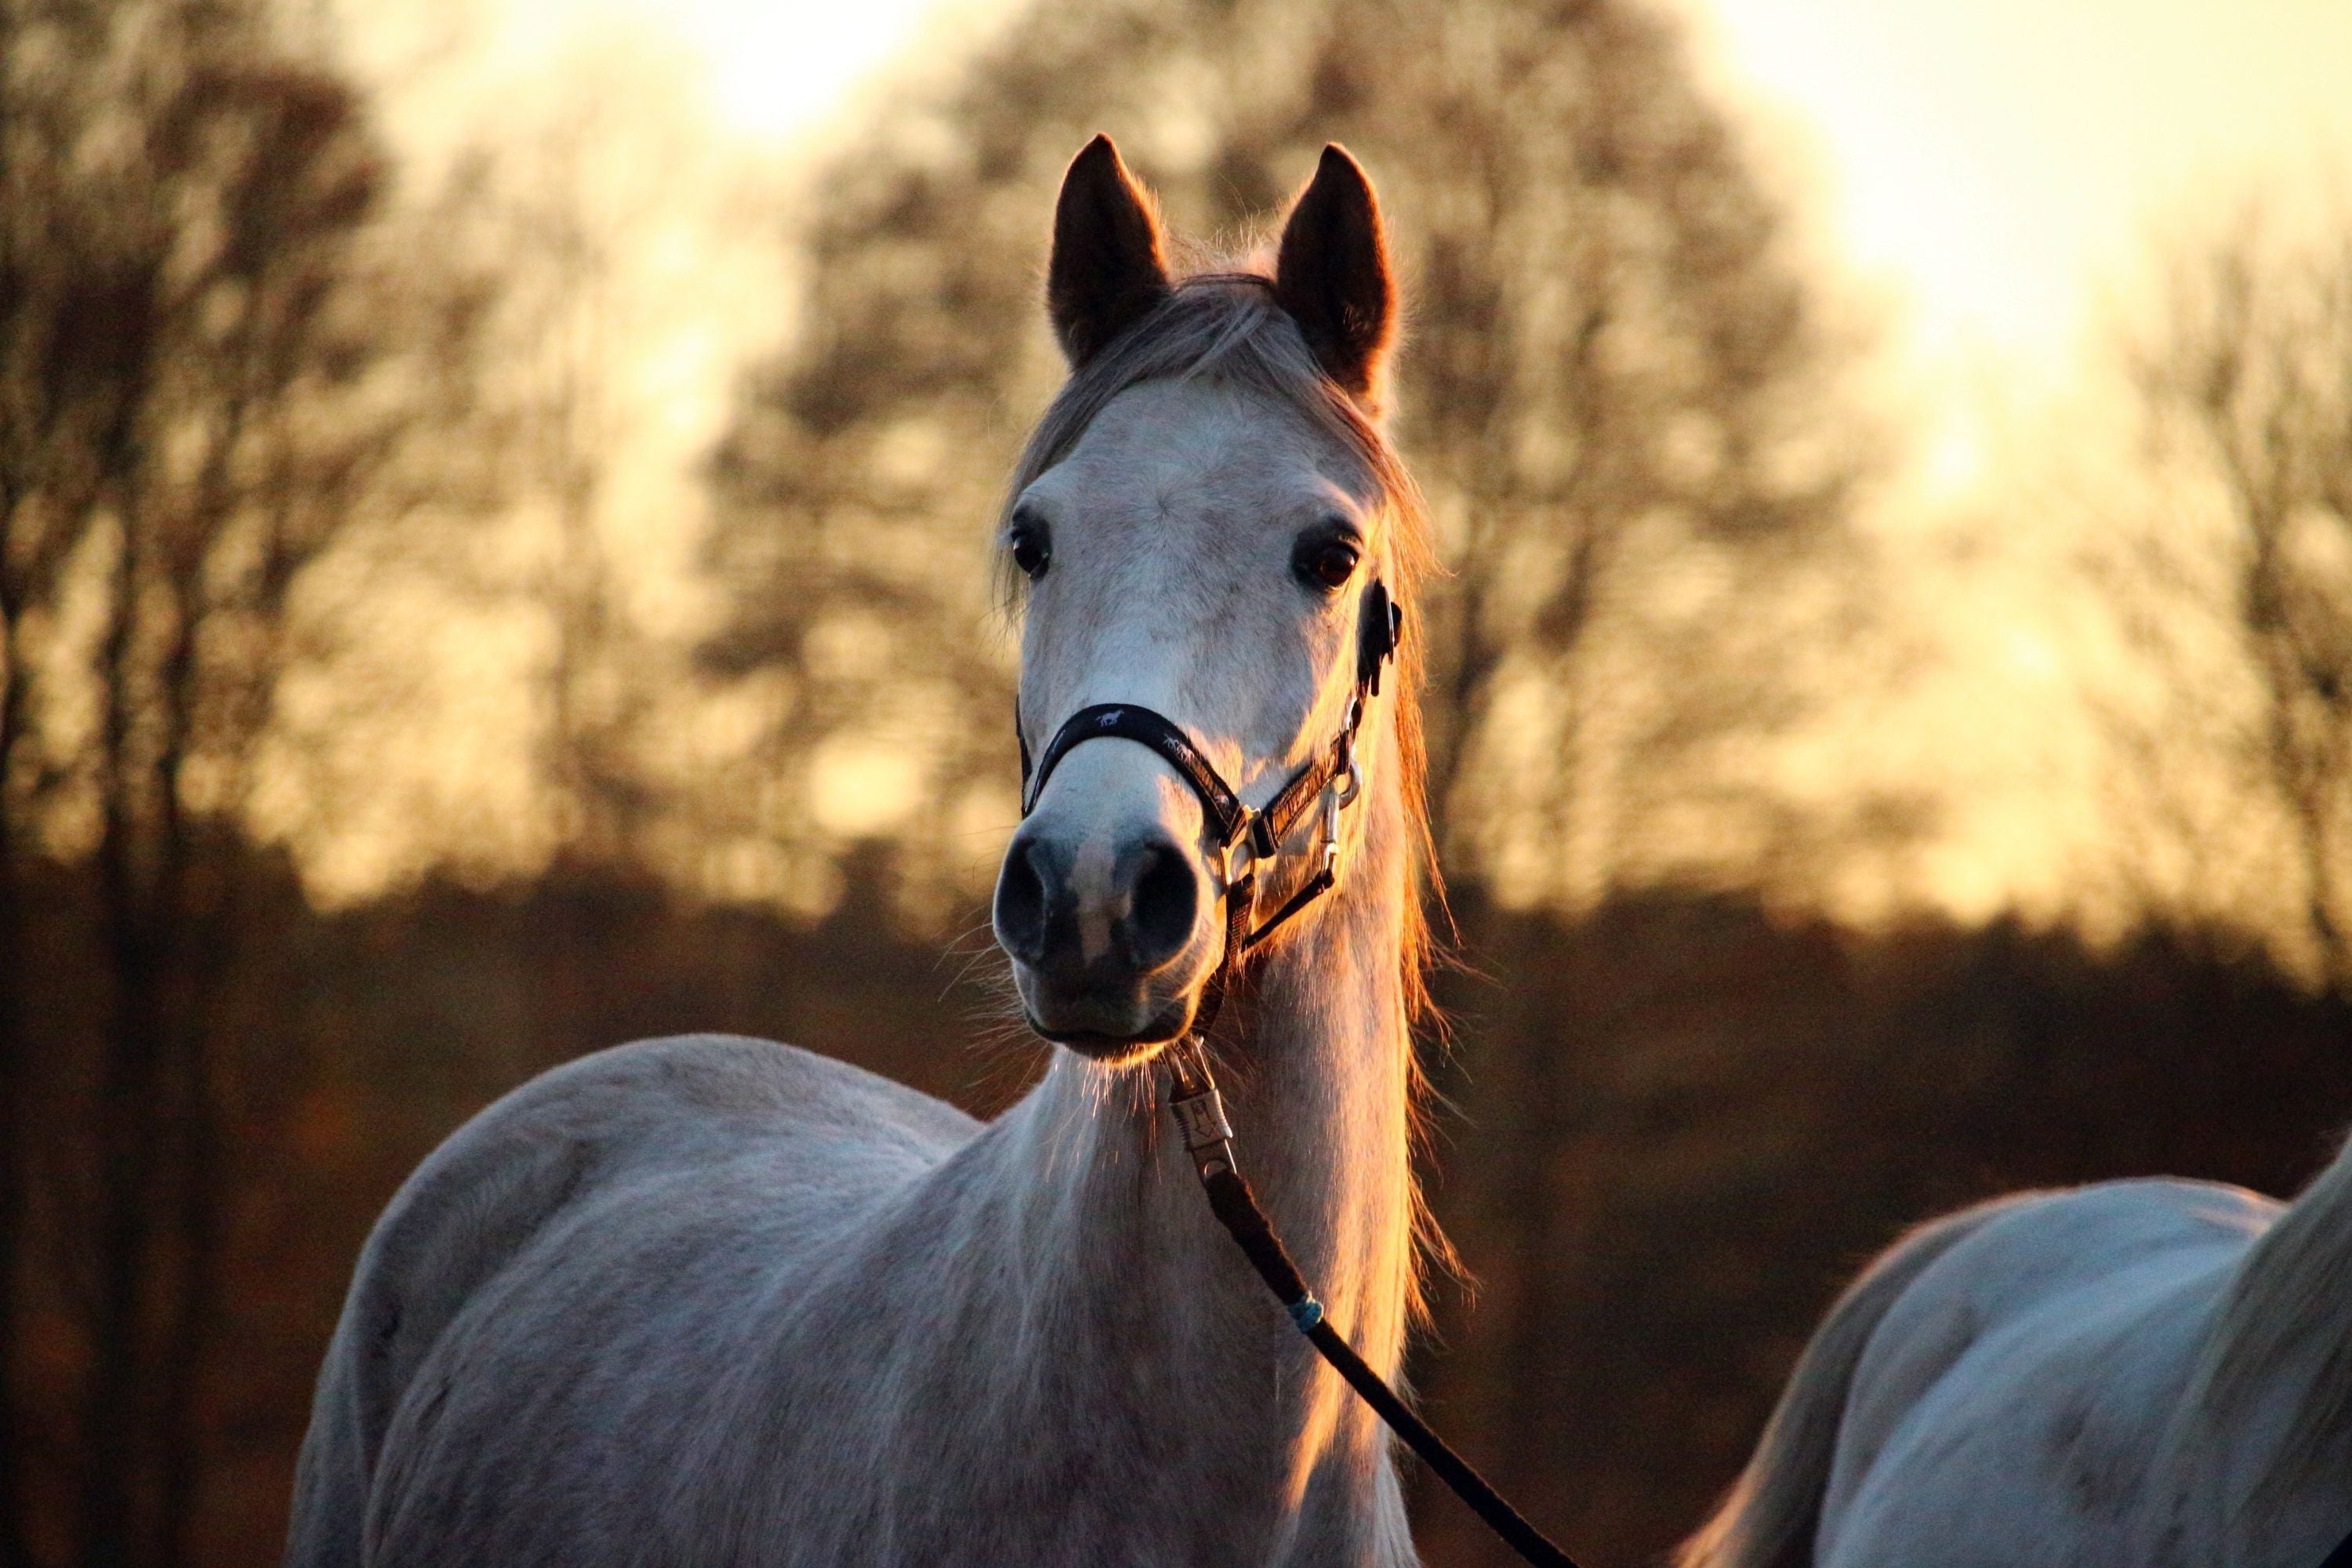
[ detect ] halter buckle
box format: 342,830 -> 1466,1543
1222,808 -> 1264,888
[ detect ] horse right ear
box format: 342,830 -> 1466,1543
1274,145 -> 1396,407
1047,135 -> 1171,368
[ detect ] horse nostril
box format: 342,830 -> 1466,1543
1123,841 -> 1198,973
998,831 -> 1196,983
993,837 -> 1053,967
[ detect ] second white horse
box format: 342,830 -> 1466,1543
1683,1140 -> 2352,1567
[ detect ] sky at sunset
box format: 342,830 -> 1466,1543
539,0 -> 2352,379
1694,0 -> 2352,363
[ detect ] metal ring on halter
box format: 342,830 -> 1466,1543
1221,808 -> 1263,888
1319,760 -> 1361,880
1333,755 -> 1363,811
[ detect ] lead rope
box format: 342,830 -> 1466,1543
1164,1038 -> 1583,1568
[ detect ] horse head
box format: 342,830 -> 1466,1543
992,136 -> 1418,1060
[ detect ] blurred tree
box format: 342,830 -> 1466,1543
2112,207 -> 2352,987
0,0 -> 491,1559
416,37 -> 795,898
500,107 -> 659,870
701,0 -> 1877,916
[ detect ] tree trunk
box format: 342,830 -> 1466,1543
0,615 -> 31,1568
157,835 -> 237,1568
81,513 -> 176,1568
2292,782 -> 2348,989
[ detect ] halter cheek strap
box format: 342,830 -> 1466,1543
1016,579 -> 1401,958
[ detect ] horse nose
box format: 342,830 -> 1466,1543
1124,840 -> 1199,971
993,829 -> 1200,983
993,836 -> 1056,969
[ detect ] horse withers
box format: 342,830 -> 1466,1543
286,136 -> 1442,1567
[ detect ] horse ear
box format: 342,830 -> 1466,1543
1047,135 -> 1171,368
1273,145 -> 1396,405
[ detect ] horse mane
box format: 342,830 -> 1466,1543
2184,1127 -> 2352,1504
994,264 -> 1455,1298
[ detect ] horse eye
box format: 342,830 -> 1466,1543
1294,535 -> 1360,593
1008,519 -> 1051,581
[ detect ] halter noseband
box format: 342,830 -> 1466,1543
1015,578 -> 1402,970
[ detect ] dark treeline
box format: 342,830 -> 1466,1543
10,844 -> 2349,1563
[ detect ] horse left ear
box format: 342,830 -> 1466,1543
1048,135 -> 1171,368
1274,145 -> 1397,407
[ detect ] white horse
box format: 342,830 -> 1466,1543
1680,1138 -> 2352,1567
287,136 -> 1443,1566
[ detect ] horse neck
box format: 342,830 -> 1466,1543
985,711 -> 1419,1436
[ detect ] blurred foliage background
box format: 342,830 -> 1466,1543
4,0 -> 2352,1563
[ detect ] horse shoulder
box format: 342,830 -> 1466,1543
287,1033 -> 978,1567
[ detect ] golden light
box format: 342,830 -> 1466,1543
1685,0 -> 2352,376
488,0 -> 957,144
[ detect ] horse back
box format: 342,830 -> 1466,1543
285,1033 -> 979,1567
1819,1178 -> 2276,1567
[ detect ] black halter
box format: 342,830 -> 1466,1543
1017,579 -> 1403,967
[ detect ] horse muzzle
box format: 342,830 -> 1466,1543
993,824 -> 1218,1060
